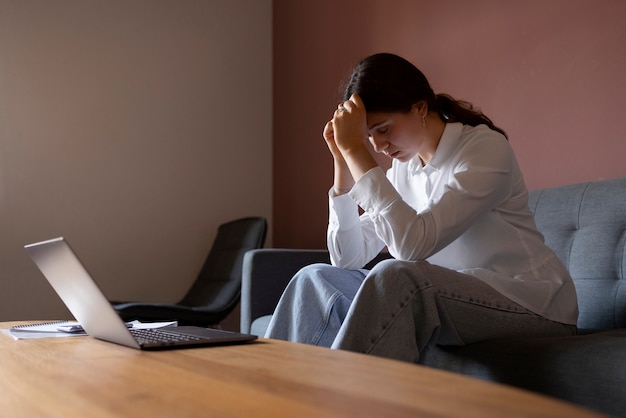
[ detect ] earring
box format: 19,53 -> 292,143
422,115 -> 426,127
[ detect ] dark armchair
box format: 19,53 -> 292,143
114,216 -> 267,327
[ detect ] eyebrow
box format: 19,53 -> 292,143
368,120 -> 388,131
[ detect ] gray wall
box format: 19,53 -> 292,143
0,1 -> 272,330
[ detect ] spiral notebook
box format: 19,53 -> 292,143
9,319 -> 171,336
10,320 -> 83,334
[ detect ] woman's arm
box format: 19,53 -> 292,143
350,130 -> 513,261
326,191 -> 386,269
322,96 -> 387,268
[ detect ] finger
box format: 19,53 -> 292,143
350,93 -> 365,109
335,102 -> 348,116
323,120 -> 334,137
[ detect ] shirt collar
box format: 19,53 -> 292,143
408,122 -> 463,172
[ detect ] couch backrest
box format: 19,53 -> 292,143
528,177 -> 626,329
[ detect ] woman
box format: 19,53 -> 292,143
265,53 -> 578,363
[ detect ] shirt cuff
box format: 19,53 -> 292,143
328,187 -> 360,229
349,167 -> 400,216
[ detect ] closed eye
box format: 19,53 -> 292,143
369,126 -> 389,137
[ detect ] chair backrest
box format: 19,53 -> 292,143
179,217 -> 267,312
528,177 -> 626,329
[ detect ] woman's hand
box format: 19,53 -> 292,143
323,94 -> 377,193
323,120 -> 344,162
332,94 -> 369,156
324,118 -> 355,195
330,94 -> 378,183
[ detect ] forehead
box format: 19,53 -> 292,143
366,112 -> 393,130
366,112 -> 412,130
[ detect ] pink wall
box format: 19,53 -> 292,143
273,0 -> 626,249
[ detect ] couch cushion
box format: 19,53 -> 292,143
528,177 -> 626,329
420,329 -> 626,417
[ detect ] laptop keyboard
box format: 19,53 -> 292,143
130,328 -> 202,345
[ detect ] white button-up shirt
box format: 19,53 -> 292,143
327,122 -> 578,324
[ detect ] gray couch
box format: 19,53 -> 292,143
241,177 -> 626,417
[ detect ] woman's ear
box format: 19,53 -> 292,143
412,100 -> 428,117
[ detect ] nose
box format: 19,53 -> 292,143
369,135 -> 388,154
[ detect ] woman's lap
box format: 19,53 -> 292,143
265,259 -> 575,362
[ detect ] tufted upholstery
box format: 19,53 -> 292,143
528,177 -> 626,329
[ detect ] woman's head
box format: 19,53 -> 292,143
342,53 -> 507,138
343,53 -> 436,114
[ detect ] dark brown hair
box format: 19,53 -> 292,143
343,53 -> 507,138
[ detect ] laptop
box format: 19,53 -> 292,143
24,237 -> 257,350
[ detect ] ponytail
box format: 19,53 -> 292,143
434,94 -> 508,139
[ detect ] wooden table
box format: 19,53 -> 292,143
0,321 -> 604,417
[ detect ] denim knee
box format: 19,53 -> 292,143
367,259 -> 434,289
293,262 -> 340,279
288,263 -> 335,289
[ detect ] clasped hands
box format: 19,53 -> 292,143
323,94 -> 370,161
324,94 -> 378,192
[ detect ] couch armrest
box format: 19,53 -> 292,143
240,249 -> 331,333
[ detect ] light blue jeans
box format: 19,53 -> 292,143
264,259 -> 576,363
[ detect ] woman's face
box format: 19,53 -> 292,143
366,107 -> 424,163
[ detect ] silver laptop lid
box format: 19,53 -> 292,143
25,237 -> 140,349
